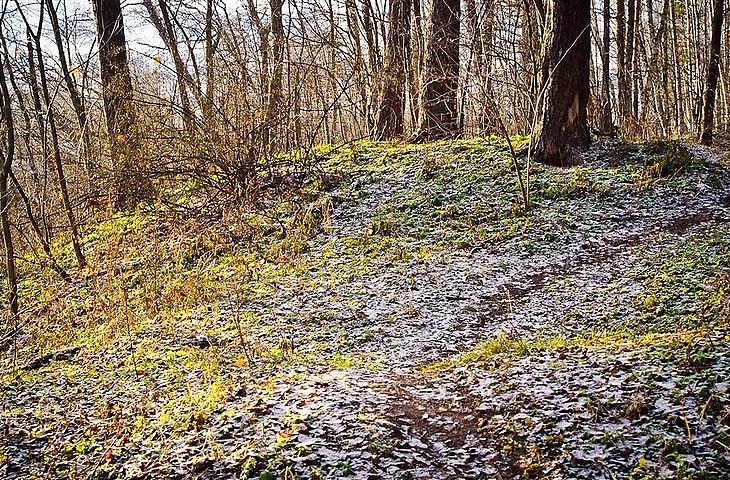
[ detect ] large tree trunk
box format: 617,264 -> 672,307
374,0 -> 411,140
411,0 -> 460,142
92,0 -> 135,139
534,0 -> 591,166
701,0 -> 724,145
92,0 -> 142,208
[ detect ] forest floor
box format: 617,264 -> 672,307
2,138 -> 730,480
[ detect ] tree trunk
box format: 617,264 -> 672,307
599,0 -> 613,134
203,0 -> 217,126
624,0 -> 636,126
91,0 -> 142,208
19,7 -> 86,267
361,0 -> 380,130
632,0 -> 642,122
534,0 -> 591,166
46,0 -> 92,168
264,0 -> 285,146
374,0 -> 411,139
93,0 -> 135,139
345,0 -> 368,137
411,0 -> 460,142
0,33 -> 68,280
142,0 -> 196,133
0,56 -> 18,316
408,0 -> 425,127
670,0 -> 683,132
701,0 -> 724,145
617,0 -> 627,121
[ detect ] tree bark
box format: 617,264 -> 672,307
617,0 -> 627,121
701,0 -> 724,145
264,0 -> 285,146
92,0 -> 142,208
92,0 -> 135,140
374,0 -> 411,139
534,0 -> 591,166
203,0 -> 217,126
624,0 -> 636,125
411,0 -> 460,142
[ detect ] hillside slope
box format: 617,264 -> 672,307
2,138 -> 730,479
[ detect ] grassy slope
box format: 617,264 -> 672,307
1,138 -> 730,479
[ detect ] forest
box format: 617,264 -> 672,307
1,0 -> 730,477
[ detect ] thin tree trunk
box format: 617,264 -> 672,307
0,50 -> 18,316
625,0 -> 636,127
32,29 -> 86,267
600,0 -> 613,133
345,0 -> 368,135
409,0 -> 425,127
46,0 -> 92,167
25,34 -> 51,245
701,0 -> 724,145
265,0 -> 285,146
142,0 -> 197,132
632,0 -> 642,122
361,0 -> 379,129
203,0 -> 216,125
617,0 -> 627,122
670,0 -> 682,132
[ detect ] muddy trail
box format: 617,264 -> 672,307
2,139 -> 730,480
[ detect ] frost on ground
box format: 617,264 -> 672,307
1,139 -> 730,480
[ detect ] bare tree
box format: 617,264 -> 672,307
265,0 -> 285,144
15,5 -> 86,267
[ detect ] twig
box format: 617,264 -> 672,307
699,393 -> 715,422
